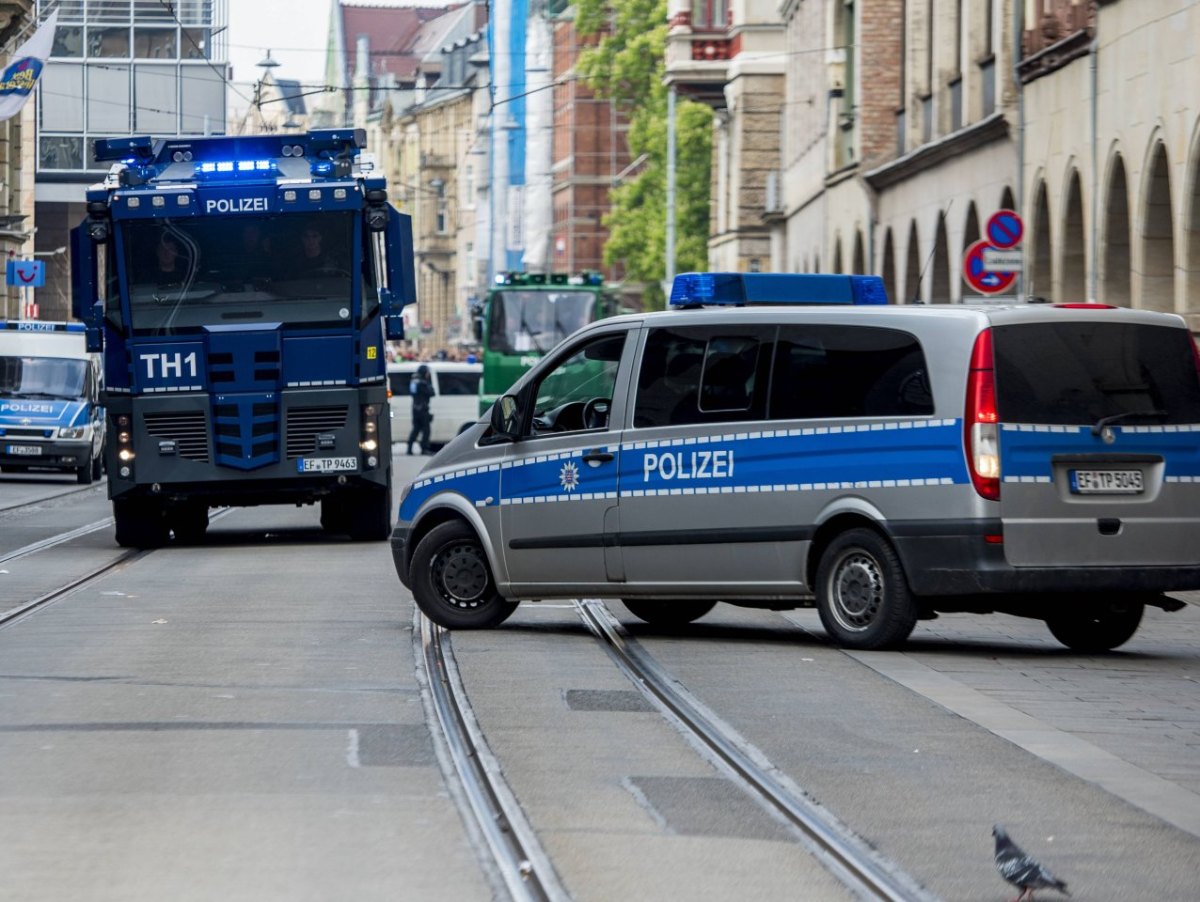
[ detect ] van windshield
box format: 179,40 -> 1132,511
0,356 -> 87,400
993,322 -> 1200,425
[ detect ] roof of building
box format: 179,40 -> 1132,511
339,3 -> 458,85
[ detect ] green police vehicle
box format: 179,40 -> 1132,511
475,271 -> 616,416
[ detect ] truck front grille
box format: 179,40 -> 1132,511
286,405 -> 349,458
143,411 -> 209,462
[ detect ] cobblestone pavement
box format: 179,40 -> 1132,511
785,591 -> 1200,836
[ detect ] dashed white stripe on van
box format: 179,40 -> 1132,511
616,478 -> 955,499
412,461 -> 502,490
287,380 -> 347,387
1002,422 -> 1200,434
1003,475 -> 1053,483
144,385 -> 203,393
1166,476 -> 1200,483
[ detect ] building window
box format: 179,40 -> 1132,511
433,179 -> 447,234
691,0 -> 728,31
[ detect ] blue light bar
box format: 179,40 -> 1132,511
1,320 -> 86,333
669,272 -> 889,307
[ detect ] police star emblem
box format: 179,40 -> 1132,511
559,460 -> 580,492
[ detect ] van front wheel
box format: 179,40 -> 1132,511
816,529 -> 917,650
1045,598 -> 1144,652
410,521 -> 518,629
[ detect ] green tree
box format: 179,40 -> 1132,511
575,0 -> 712,309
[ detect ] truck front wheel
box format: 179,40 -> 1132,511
113,498 -> 169,549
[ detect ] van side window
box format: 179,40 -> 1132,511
438,372 -> 481,395
635,327 -> 770,428
770,326 -> 933,419
388,372 -> 413,396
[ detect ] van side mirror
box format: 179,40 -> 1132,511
490,394 -> 521,441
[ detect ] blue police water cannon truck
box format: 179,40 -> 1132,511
71,129 -> 416,547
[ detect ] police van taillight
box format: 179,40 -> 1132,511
965,329 -> 1000,501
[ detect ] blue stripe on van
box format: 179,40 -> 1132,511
999,423 -> 1200,480
400,418 -> 970,517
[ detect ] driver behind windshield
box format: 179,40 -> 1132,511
152,230 -> 189,285
294,224 -> 343,275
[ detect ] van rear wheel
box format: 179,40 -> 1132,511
1045,597 -> 1144,652
816,529 -> 917,650
410,520 -> 518,629
621,599 -> 715,626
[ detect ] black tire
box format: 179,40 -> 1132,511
76,457 -> 95,484
91,452 -> 103,482
170,503 -> 209,544
320,495 -> 350,534
1045,597 -> 1145,652
346,481 -> 392,541
621,599 -> 716,626
815,528 -> 917,650
410,520 -> 518,629
113,497 -> 169,549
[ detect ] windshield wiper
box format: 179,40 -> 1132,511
518,304 -> 546,355
1091,409 -> 1168,436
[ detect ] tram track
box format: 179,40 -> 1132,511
421,595 -> 936,902
573,599 -> 935,902
0,481 -> 107,516
416,612 -> 569,902
0,508 -> 234,628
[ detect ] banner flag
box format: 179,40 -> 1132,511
0,11 -> 58,122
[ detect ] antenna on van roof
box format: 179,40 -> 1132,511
910,201 -> 952,305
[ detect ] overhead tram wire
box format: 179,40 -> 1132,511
155,0 -> 254,107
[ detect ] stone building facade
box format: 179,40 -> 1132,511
776,0 -> 1021,305
1020,0 -> 1200,328
665,0 -> 786,272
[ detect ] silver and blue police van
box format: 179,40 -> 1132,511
0,321 -> 105,483
389,272 -> 1200,651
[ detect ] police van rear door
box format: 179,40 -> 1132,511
991,313 -> 1200,567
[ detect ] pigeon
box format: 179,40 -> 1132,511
992,825 -> 1071,901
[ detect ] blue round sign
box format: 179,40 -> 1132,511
986,210 -> 1023,250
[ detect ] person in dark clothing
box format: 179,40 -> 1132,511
407,364 -> 434,454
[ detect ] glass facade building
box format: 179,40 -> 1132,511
33,0 -> 229,319
36,0 -> 229,174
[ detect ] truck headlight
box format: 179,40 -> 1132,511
58,425 -> 89,440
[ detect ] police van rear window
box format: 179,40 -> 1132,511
993,322 -> 1200,425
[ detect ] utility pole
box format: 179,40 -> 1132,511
665,85 -> 676,294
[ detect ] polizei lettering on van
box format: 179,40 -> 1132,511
643,449 -> 734,481
205,196 -> 269,214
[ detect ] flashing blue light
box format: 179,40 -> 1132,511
195,159 -> 277,178
669,272 -> 889,307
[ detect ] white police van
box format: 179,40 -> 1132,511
0,321 -> 105,483
390,273 -> 1200,651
